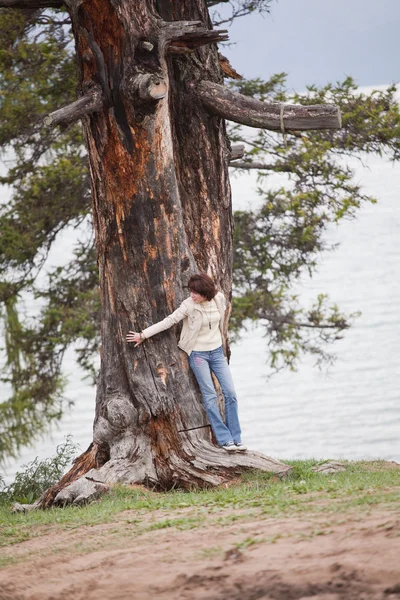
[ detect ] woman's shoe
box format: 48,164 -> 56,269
235,442 -> 247,451
222,441 -> 236,452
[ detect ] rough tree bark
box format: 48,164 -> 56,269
1,0 -> 341,508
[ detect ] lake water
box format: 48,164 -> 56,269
2,152 -> 400,483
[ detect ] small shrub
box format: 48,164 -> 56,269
0,435 -> 79,504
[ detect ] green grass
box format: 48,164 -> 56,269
235,535 -> 266,550
146,515 -> 205,531
0,459 -> 399,555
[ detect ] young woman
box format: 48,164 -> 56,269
126,273 -> 246,452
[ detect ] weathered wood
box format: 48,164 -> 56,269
128,73 -> 168,101
159,19 -> 228,53
43,86 -> 103,127
39,442 -> 109,508
50,443 -> 290,504
161,19 -> 228,43
138,41 -> 154,52
196,80 -> 342,131
219,53 -> 243,80
229,144 -> 245,161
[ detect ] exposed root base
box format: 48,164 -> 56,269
12,437 -> 291,511
38,442 -> 109,509
21,437 -> 290,509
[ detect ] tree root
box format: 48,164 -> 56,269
39,441 -> 109,508
12,436 -> 291,511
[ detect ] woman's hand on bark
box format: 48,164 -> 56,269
126,331 -> 144,347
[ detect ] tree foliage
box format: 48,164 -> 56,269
229,75 -> 400,370
0,4 -> 399,461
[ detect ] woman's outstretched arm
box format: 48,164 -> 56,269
126,299 -> 190,347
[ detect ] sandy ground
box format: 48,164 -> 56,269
1,501 -> 400,600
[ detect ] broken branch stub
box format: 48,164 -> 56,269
128,73 -> 168,101
160,20 -> 229,52
219,53 -> 243,80
229,144 -> 245,161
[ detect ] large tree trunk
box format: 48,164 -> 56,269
36,0 -> 291,507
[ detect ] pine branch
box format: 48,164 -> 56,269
229,161 -> 291,171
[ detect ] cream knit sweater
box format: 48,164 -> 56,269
192,299 -> 222,351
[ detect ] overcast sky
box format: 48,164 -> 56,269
215,0 -> 400,91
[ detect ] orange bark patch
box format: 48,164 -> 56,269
150,416 -> 176,455
81,0 -> 123,61
180,352 -> 190,372
77,0 -> 124,85
78,1 -> 152,255
105,266 -> 116,314
103,119 -> 150,202
101,117 -> 151,259
153,204 -> 175,259
115,209 -> 128,262
211,213 -> 221,247
163,275 -> 177,313
149,411 -> 193,477
143,240 -> 158,260
156,365 -> 167,386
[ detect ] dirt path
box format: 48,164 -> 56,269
1,504 -> 400,600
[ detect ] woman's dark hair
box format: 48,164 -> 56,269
188,273 -> 217,301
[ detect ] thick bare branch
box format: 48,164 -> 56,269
196,81 -> 342,131
0,0 -> 63,6
43,87 -> 103,128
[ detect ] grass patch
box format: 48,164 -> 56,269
235,535 -> 266,550
0,459 -> 399,555
0,555 -> 20,568
146,515 -> 205,531
197,545 -> 224,559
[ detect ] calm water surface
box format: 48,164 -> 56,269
2,155 -> 400,482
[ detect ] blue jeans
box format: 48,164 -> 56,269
189,346 -> 242,446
